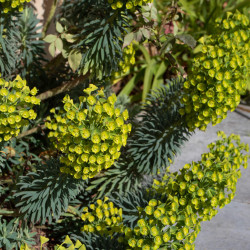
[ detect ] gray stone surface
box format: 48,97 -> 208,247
171,110 -> 250,250
195,202 -> 250,250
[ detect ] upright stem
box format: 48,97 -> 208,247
42,0 -> 59,38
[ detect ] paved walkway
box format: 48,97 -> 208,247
172,110 -> 250,250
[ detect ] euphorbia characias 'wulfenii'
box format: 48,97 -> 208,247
137,131 -> 249,249
0,74 -> 40,142
46,84 -> 131,180
180,11 -> 249,131
108,0 -> 153,11
113,42 -> 137,82
81,197 -> 124,236
83,131 -> 249,249
0,0 -> 31,13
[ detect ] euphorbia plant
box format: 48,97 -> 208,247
180,11 -> 249,131
0,1 -> 249,249
80,131 -> 249,249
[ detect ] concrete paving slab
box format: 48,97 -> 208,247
195,201 -> 250,250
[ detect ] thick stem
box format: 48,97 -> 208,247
17,124 -> 46,139
36,74 -> 88,101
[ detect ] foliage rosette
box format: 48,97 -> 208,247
0,75 -> 40,142
46,84 -> 131,180
14,159 -> 85,224
180,11 -> 250,131
0,0 -> 30,14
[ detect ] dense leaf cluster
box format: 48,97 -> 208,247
180,11 -> 249,131
17,7 -> 46,80
108,0 -> 153,11
81,132 -> 249,249
46,84 -> 131,180
127,79 -> 190,175
0,14 -> 20,76
88,78 -> 190,198
0,75 -> 40,141
0,218 -> 36,250
0,0 -> 30,13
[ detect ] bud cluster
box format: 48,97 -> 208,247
122,197 -> 199,250
180,11 -> 249,131
108,0 -> 153,11
79,131 -> 249,249
146,131 -> 249,249
0,0 -> 30,13
81,197 -> 124,236
45,84 -> 131,180
113,43 -> 136,80
0,75 -> 40,142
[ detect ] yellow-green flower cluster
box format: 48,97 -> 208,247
180,11 -> 249,131
75,132 -> 249,249
0,0 -> 30,13
108,0 -> 153,11
54,236 -> 86,250
28,235 -> 86,250
0,75 -> 40,142
113,43 -> 136,82
46,84 -> 131,180
81,197 -> 124,236
121,196 -> 198,250
142,131 -> 249,249
120,191 -> 202,250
